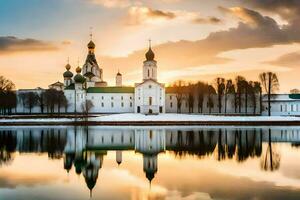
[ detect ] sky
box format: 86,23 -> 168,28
1,0 -> 300,92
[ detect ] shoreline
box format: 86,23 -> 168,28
1,113 -> 300,126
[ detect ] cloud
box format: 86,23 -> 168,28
88,0 -> 132,8
239,0 -> 300,21
265,51 -> 300,68
192,16 -> 222,24
0,36 -> 58,54
101,6 -> 300,82
125,6 -> 177,26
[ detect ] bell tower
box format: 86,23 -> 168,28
143,40 -> 157,81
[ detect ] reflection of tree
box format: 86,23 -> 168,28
260,129 -> 281,171
0,130 -> 17,166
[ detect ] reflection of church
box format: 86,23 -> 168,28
1,127 -> 300,195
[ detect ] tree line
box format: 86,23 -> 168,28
19,89 -> 68,114
171,72 -> 279,116
0,76 -> 16,115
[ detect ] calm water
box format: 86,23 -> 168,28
0,126 -> 300,200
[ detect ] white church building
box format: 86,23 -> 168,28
63,39 -> 165,114
14,38 -> 300,116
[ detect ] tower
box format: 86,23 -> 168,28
143,40 -> 157,81
63,59 -> 73,87
116,71 -> 122,86
82,32 -> 103,86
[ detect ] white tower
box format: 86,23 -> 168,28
116,71 -> 122,86
143,40 -> 157,81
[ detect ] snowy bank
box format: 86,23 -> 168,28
91,113 -> 300,122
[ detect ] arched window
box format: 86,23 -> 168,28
148,69 -> 150,77
149,97 -> 152,105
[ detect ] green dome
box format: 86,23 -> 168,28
63,70 -> 73,78
74,74 -> 86,83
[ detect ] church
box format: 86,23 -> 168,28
63,38 -> 166,114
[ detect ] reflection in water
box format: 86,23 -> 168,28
0,126 -> 299,199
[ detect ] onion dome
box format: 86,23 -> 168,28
74,67 -> 86,83
63,70 -> 73,78
76,66 -> 82,73
65,63 -> 71,70
145,47 -> 155,61
87,40 -> 95,49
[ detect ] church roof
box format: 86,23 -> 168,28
63,70 -> 73,78
87,87 -> 134,93
65,83 -> 75,90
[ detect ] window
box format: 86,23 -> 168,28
149,97 -> 152,106
285,104 -> 287,112
280,105 -> 283,112
170,95 -> 172,100
130,102 -> 133,107
121,96 -> 123,100
148,69 -> 150,77
121,102 -> 124,107
111,96 -> 114,100
101,102 -> 104,107
149,85 -> 152,89
111,102 -> 114,107
170,102 -> 173,108
291,105 -> 294,112
101,96 -> 104,100
130,96 -> 132,100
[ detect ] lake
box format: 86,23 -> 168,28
0,126 -> 300,200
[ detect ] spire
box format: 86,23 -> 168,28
88,27 -> 96,49
145,39 -> 155,61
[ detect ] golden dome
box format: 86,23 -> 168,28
76,66 -> 82,73
65,63 -> 71,70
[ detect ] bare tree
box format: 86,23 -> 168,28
214,77 -> 225,114
186,83 -> 195,113
260,129 -> 281,171
81,100 -> 94,121
224,79 -> 235,115
259,72 -> 279,116
290,88 -> 300,94
0,76 -> 16,115
21,92 -> 39,114
195,82 -> 207,113
173,80 -> 185,113
235,76 -> 246,114
207,85 -> 216,114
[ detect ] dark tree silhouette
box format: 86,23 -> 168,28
259,72 -> 279,116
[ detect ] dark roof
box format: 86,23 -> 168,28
65,83 -> 75,90
289,94 -> 300,99
87,86 -> 134,93
74,74 -> 86,83
145,47 -> 155,61
63,70 -> 73,78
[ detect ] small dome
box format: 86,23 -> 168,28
63,70 -> 73,78
65,63 -> 71,70
76,66 -> 82,73
88,40 -> 96,49
74,74 -> 86,83
117,72 -> 122,76
145,47 -> 155,61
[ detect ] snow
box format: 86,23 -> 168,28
91,113 -> 300,122
0,113 -> 300,123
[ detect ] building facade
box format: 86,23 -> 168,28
13,39 -> 300,116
